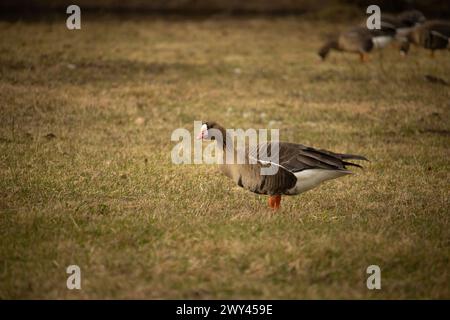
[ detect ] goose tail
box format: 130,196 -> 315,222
339,153 -> 369,169
338,153 -> 369,162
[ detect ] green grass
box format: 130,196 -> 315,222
0,16 -> 449,299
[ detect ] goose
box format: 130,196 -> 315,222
318,10 -> 426,62
392,10 -> 427,40
400,20 -> 450,57
197,122 -> 368,210
318,27 -> 374,62
372,10 -> 426,46
318,26 -> 396,62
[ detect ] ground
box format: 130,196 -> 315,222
0,16 -> 449,299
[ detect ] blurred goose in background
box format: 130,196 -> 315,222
368,10 -> 426,53
318,26 -> 393,62
371,10 -> 426,46
400,20 -> 450,57
391,10 -> 427,40
197,122 -> 368,210
318,10 -> 426,62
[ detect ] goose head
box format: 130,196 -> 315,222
398,10 -> 426,27
196,121 -> 225,141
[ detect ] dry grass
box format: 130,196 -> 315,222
0,16 -> 449,299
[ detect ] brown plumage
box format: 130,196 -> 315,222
392,10 -> 426,33
376,10 -> 426,43
401,20 -> 450,56
318,10 -> 426,62
318,27 -> 375,62
198,122 -> 368,210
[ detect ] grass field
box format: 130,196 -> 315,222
0,16 -> 449,299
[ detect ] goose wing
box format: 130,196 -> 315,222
242,142 -> 367,195
251,142 -> 368,173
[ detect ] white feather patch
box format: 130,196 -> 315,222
372,36 -> 393,49
287,169 -> 351,195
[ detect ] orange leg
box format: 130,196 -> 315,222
359,52 -> 369,63
268,195 -> 282,210
430,50 -> 435,58
268,196 -> 275,209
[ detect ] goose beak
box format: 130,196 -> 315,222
197,124 -> 208,140
197,130 -> 208,140
197,128 -> 208,140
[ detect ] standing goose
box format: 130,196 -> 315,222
197,122 -> 368,210
318,26 -> 396,62
318,10 -> 426,62
391,10 -> 427,40
371,10 -> 426,47
400,20 -> 450,57
318,26 -> 377,62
